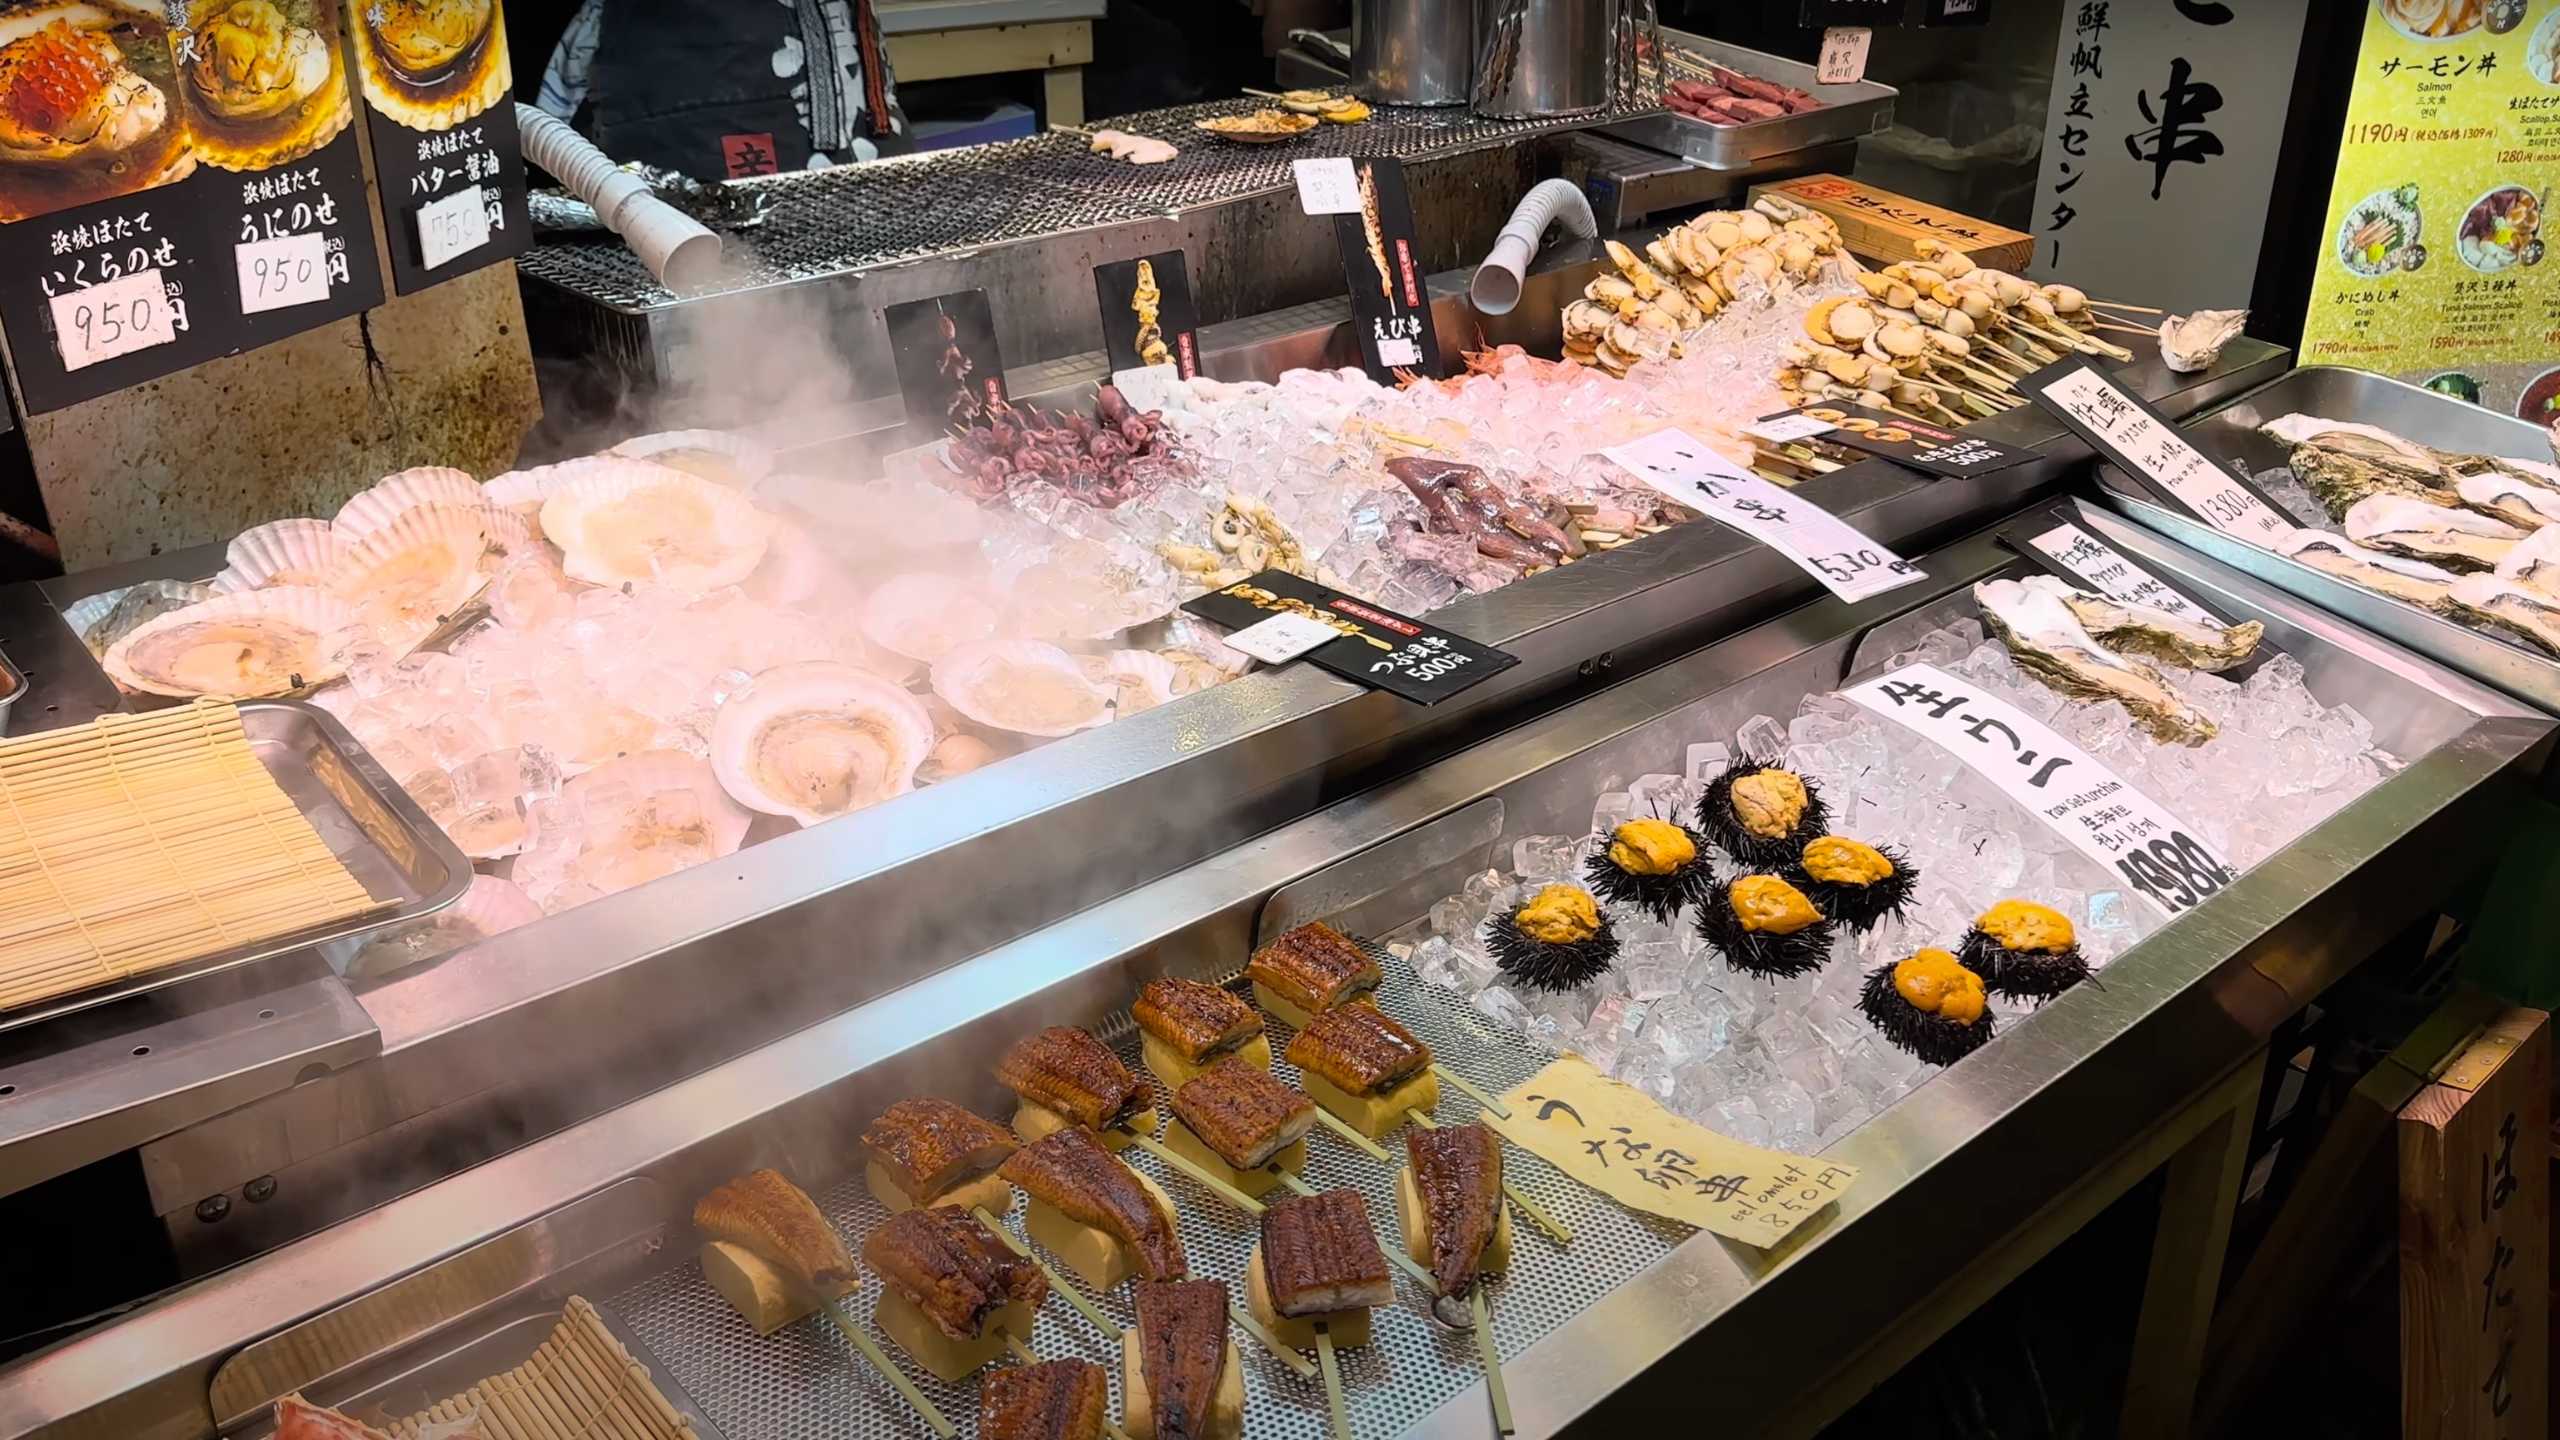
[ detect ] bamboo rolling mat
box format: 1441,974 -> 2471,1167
391,1297 -> 696,1439
0,699 -> 386,1013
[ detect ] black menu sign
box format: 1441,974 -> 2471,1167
1754,404 -> 2034,478
0,0 -> 384,414
347,0 -> 530,295
1315,157 -> 1441,384
883,290 -> 1007,439
1093,250 -> 1200,379
1181,569 -> 1517,705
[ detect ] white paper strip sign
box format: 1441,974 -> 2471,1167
2024,358 -> 2291,547
1840,661 -> 2236,920
1293,157 -> 1362,215
2027,521 -> 2220,625
1604,427 -> 1927,603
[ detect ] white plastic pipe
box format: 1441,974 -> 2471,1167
515,103 -> 724,293
1469,178 -> 1598,315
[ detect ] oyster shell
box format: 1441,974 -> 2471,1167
2456,471 -> 2560,530
2276,528 -> 2461,612
2491,523 -> 2560,602
860,571 -> 1002,664
2158,308 -> 2246,374
931,639 -> 1113,738
2343,494 -> 2524,571
2259,414 -> 2440,465
102,585 -> 362,697
2022,574 -> 2264,672
227,516 -> 346,589
609,429 -> 775,487
539,461 -> 777,596
2449,574 -> 2560,657
708,661 -> 933,827
2289,434 -> 2461,516
327,503 -> 489,648
1975,577 -> 2217,745
334,466 -> 483,543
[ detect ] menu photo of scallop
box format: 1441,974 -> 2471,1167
345,0 -> 528,295
0,1 -> 200,226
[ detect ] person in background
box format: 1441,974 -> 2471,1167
521,0 -> 910,182
1246,0 -> 1352,60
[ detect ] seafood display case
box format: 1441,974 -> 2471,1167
1,503 -> 2542,1440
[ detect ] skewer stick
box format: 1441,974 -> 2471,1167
1242,86 -> 1283,99
1004,1334 -> 1137,1440
1313,1107 -> 1393,1161
1231,1303 -> 1320,1379
1128,1130 -> 1268,1215
2085,298 -> 2165,316
1408,1110 -> 1572,1246
1314,1323 -> 1353,1440
1430,1063 -> 1511,1119
1048,122 -> 1095,138
822,1299 -> 958,1439
1472,1288 -> 1514,1436
974,1206 -> 1122,1340
2087,318 -> 2158,339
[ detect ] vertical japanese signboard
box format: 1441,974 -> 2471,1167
2298,0 -> 2560,426
346,0 -> 529,294
1313,157 -> 1441,384
2028,2 -> 2308,315
0,0 -> 384,414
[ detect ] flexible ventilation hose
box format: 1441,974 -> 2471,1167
1469,178 -> 1598,316
515,103 -> 724,292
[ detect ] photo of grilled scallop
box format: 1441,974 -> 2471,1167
348,0 -> 507,132
175,0 -> 350,170
0,2 -> 198,223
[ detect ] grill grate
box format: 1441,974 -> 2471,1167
610,948 -> 1692,1439
520,89 -> 1667,313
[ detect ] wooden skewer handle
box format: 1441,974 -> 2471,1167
823,1299 -> 957,1439
1473,1288 -> 1514,1436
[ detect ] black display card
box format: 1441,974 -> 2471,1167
1759,404 -> 2035,478
1326,158 -> 1442,384
1181,569 -> 1517,705
1093,250 -> 1200,378
884,290 -> 1008,438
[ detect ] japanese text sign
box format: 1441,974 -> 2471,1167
1841,661 -> 2235,920
234,233 -> 333,316
1490,1054 -> 1857,1247
2024,358 -> 2291,545
1180,568 -> 1517,705
49,270 -> 177,372
1757,403 -> 2035,479
2026,521 -> 2221,625
1605,427 -> 1928,603
1324,158 -> 1442,382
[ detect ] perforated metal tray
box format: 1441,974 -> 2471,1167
612,949 -> 1691,1440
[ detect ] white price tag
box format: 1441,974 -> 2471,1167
1746,413 -> 1839,443
1375,335 -> 1423,367
1841,662 -> 2235,920
2028,522 -> 2220,624
1817,27 -> 1871,85
2030,365 -> 2290,545
1110,363 -> 1184,414
1293,157 -> 1362,215
1604,426 -> 1927,603
234,232 -> 330,315
1224,611 -> 1342,664
417,185 -> 492,270
48,269 -> 175,372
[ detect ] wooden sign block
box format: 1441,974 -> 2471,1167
1746,174 -> 2033,271
2398,1006 -> 2549,1440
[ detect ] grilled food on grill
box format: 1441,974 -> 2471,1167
1247,1189 -> 1393,1348
692,1168 -> 858,1297
862,1097 -> 1018,1215
1161,1058 -> 1317,1198
1001,1126 -> 1188,1288
1285,1000 -> 1439,1139
1135,976 -> 1271,1088
979,1358 -> 1109,1440
1125,1279 -> 1245,1440
1246,921 -> 1381,1027
997,1025 -> 1159,1146
1398,1122 -> 1509,1300
862,1205 -> 1046,1381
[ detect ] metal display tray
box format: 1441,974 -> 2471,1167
9,505 -> 2542,1440
2095,364 -> 2560,718
1600,30 -> 1897,171
0,699 -> 473,1033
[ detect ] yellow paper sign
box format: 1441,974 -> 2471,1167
1488,1053 -> 1856,1247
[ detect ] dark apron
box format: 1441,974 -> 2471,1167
584,0 -> 908,181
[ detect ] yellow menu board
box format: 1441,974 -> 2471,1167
2299,0 -> 2560,427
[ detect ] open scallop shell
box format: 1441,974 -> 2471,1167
1089,649 -> 1180,716
340,875 -> 542,980
222,517 -> 345,591
540,461 -> 777,596
610,429 -> 776,487
351,0 -> 512,132
709,661 -> 933,827
334,466 -> 483,543
931,639 -> 1114,738
102,586 -> 364,698
327,504 -> 491,649
860,571 -> 1004,664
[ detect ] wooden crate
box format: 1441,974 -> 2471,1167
1746,174 -> 2033,271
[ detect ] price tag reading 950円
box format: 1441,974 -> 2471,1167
1604,426 -> 1927,603
1841,661 -> 2235,919
235,233 -> 331,315
417,186 -> 492,271
48,269 -> 176,372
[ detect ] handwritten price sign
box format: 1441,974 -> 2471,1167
48,269 -> 176,372
235,232 -> 330,315
417,185 -> 492,271
2026,359 -> 2291,545
1605,427 -> 1927,603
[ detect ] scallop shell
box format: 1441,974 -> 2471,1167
560,750 -> 755,895
340,875 -> 542,980
327,504 -> 490,648
860,571 -> 1003,664
1090,649 -> 1180,716
227,517 -> 348,590
102,585 -> 364,698
484,455 -> 661,540
351,0 -> 512,132
540,461 -> 777,596
743,524 -> 854,610
931,639 -> 1114,738
334,466 -> 483,543
709,661 -> 934,827
477,504 -> 537,567
610,429 -> 776,487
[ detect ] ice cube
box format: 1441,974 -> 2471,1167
1471,984 -> 1530,1032
1588,791 -> 1633,839
1627,772 -> 1695,822
453,744 -> 563,810
1684,741 -> 1732,784
1511,834 -> 1584,882
1618,1050 -> 1677,1101
1624,950 -> 1685,1000
1760,1080 -> 1817,1150
1736,714 -> 1788,758
1707,1095 -> 1774,1146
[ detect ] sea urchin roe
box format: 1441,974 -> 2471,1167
1607,818 -> 1696,876
1892,949 -> 1985,1026
1801,835 -> 1892,886
1729,875 -> 1820,935
1729,769 -> 1809,839
1977,899 -> 2075,954
1515,884 -> 1603,945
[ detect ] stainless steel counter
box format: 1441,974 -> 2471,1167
2,503 -> 2539,1440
